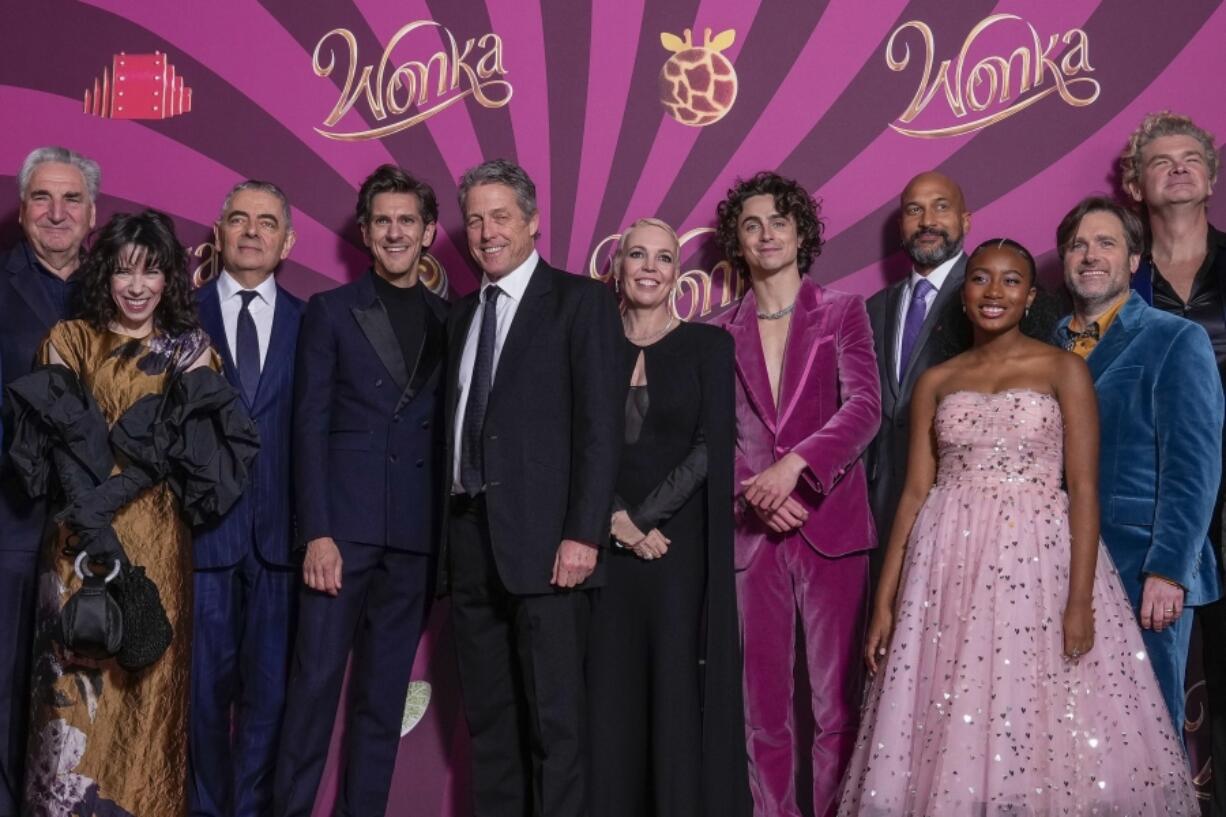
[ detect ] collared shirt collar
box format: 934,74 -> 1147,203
218,268 -> 278,305
1063,294 -> 1129,358
480,250 -> 539,303
23,240 -> 80,283
909,251 -> 962,293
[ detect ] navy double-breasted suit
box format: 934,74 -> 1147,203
0,242 -> 77,816
274,271 -> 446,817
190,277 -> 303,817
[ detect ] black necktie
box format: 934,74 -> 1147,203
460,286 -> 502,496
236,290 -> 261,403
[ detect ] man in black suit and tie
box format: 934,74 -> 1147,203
443,159 -> 622,817
866,171 -> 971,573
192,180 -> 303,817
273,165 -> 447,817
0,146 -> 98,817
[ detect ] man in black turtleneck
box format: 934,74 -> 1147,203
274,164 -> 448,817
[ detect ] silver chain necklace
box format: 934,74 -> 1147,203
757,302 -> 796,320
625,316 -> 676,346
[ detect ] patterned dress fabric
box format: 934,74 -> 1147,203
838,389 -> 1198,816
23,321 -> 219,817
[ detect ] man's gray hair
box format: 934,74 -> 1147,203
457,159 -> 538,218
18,146 -> 101,203
219,179 -> 293,230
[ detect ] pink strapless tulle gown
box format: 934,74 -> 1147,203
838,389 -> 1198,816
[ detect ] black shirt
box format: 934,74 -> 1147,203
372,273 -> 427,375
1150,225 -> 1226,385
24,243 -> 79,319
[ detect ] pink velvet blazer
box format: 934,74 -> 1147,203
718,277 -> 881,569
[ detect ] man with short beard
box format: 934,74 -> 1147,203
1056,195 -> 1222,736
0,146 -> 99,817
866,171 -> 971,579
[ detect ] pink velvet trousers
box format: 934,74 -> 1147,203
737,535 -> 869,817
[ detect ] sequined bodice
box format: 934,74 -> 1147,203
934,389 -> 1063,491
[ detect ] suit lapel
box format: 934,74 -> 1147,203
251,289 -> 298,412
726,289 -> 777,435
394,292 -> 447,413
351,273 -> 410,390
777,279 -> 826,430
1086,292 -> 1147,381
486,260 -> 552,408
446,295 -> 479,427
197,281 -> 239,387
881,281 -> 905,403
7,244 -> 61,329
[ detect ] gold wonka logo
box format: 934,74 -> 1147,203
885,13 -> 1100,138
313,20 -> 512,141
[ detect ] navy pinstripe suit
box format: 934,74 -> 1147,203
190,278 -> 303,817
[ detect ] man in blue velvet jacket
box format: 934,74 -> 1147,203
273,165 -> 447,817
191,180 -> 303,817
0,146 -> 98,817
1057,196 -> 1223,732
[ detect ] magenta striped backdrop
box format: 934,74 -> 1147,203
3,1 -> 1225,813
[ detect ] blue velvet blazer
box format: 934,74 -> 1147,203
1058,291 -> 1223,607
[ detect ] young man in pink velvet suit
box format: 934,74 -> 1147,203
715,172 -> 881,817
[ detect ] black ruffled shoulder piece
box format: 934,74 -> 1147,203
4,365 -> 113,498
144,368 -> 259,526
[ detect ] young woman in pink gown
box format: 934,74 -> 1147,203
838,239 -> 1198,815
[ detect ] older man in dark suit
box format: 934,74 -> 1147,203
442,159 -> 622,817
273,165 -> 447,817
866,171 -> 970,575
191,180 -> 303,817
0,146 -> 98,817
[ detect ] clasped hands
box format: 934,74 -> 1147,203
742,453 -> 810,533
611,511 -> 671,561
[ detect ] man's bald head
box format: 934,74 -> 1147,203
900,171 -> 966,211
899,171 -> 971,272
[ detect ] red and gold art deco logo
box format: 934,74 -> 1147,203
83,52 -> 192,120
885,14 -> 1099,138
659,28 -> 738,127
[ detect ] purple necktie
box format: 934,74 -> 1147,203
898,277 -> 936,380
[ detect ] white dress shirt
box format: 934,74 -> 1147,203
217,269 -> 278,369
894,252 -> 962,380
451,250 -> 540,491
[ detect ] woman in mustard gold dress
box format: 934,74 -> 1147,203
7,211 -> 256,817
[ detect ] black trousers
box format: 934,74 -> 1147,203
273,540 -> 431,817
0,548 -> 37,817
449,496 -> 590,817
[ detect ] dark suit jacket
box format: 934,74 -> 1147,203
439,259 -> 623,596
865,256 -> 966,550
294,271 -> 447,552
0,241 -> 76,552
193,279 -> 304,568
